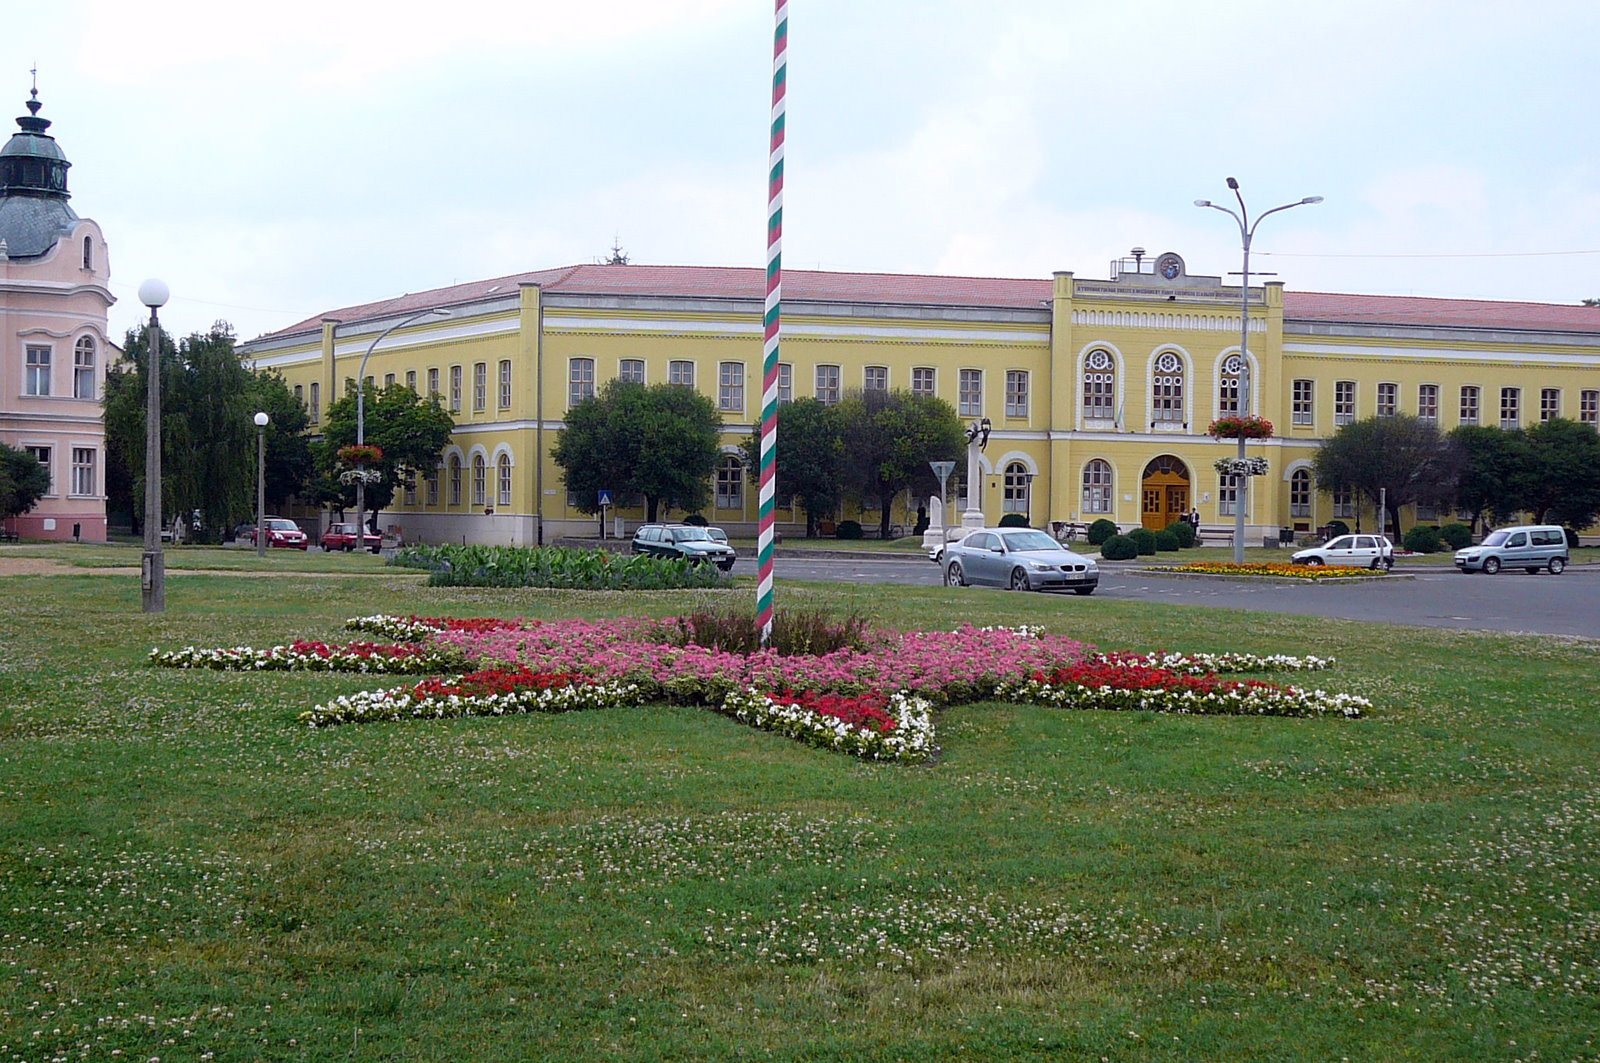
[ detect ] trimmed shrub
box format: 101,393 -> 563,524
388,543 -> 730,590
1439,522 -> 1473,550
1564,527 -> 1580,548
1325,519 -> 1350,539
836,520 -> 864,540
1163,520 -> 1196,548
1129,527 -> 1158,556
1087,518 -> 1119,545
1403,525 -> 1442,554
683,513 -> 709,526
998,512 -> 1030,528
1155,529 -> 1180,552
1100,534 -> 1138,560
666,604 -> 874,657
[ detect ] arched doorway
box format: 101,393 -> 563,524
1140,455 -> 1190,531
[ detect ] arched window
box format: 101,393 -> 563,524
715,455 -> 743,509
1082,459 -> 1113,514
1002,462 -> 1031,515
448,455 -> 462,506
497,454 -> 513,506
82,236 -> 93,270
73,337 -> 96,399
1290,468 -> 1312,518
1082,349 -> 1115,421
1151,351 -> 1185,425
472,454 -> 487,506
1218,353 -> 1243,416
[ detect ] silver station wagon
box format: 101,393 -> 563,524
940,527 -> 1099,594
1454,525 -> 1570,575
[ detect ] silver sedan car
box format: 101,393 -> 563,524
940,527 -> 1099,594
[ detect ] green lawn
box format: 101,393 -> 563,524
2,560 -> 1596,1061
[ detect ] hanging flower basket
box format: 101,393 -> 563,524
338,444 -> 384,466
1207,415 -> 1274,440
1213,456 -> 1270,477
339,468 -> 384,486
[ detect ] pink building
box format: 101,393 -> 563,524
0,87 -> 112,541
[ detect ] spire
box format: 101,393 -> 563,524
1,76 -> 71,198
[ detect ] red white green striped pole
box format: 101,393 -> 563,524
757,0 -> 786,643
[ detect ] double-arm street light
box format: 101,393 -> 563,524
351,308 -> 449,550
138,278 -> 169,613
1195,179 -> 1323,563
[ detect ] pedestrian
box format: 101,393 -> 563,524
1188,509 -> 1200,528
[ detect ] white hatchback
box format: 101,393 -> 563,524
1291,534 -> 1395,571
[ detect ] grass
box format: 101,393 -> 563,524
2,557 -> 1598,1061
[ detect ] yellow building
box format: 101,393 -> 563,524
239,255 -> 1600,544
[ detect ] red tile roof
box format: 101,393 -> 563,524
261,263 -> 1600,340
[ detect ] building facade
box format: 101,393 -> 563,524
0,88 -> 113,541
240,256 -> 1600,545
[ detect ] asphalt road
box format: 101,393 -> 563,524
732,555 -> 1600,639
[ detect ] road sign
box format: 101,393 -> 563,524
597,490 -> 614,507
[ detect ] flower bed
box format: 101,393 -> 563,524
149,639 -> 462,673
1153,561 -> 1377,580
718,689 -> 935,761
345,614 -> 528,642
300,667 -> 641,727
996,661 -> 1368,718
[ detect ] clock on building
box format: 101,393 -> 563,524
1157,254 -> 1183,280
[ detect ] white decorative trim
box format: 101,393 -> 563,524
1282,342 -> 1600,367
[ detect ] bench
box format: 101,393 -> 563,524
0,527 -> 17,543
1197,525 -> 1234,548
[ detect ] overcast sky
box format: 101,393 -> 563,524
8,0 -> 1599,343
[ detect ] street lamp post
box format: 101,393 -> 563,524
138,279 -> 169,613
1195,179 -> 1323,563
351,308 -> 449,551
254,411 -> 270,558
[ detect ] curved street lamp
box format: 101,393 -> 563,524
1195,179 -> 1323,563
351,308 -> 449,550
138,278 -> 169,613
254,411 -> 270,558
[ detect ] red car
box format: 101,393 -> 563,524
320,522 -> 381,552
254,517 -> 309,550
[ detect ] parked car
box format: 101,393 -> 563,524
630,523 -> 738,571
320,522 -> 382,552
1454,524 -> 1569,575
253,517 -> 309,550
705,527 -> 729,544
941,527 -> 1099,594
230,521 -> 256,544
1290,534 -> 1394,570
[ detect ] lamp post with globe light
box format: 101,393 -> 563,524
254,412 -> 269,558
138,279 -> 169,613
1194,179 -> 1322,563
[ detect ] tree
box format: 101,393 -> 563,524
0,441 -> 51,521
317,383 -> 456,519
1312,414 -> 1463,537
553,379 -> 721,522
1513,417 -> 1600,529
247,371 -> 315,512
837,389 -> 966,539
740,398 -> 845,538
1450,425 -> 1530,531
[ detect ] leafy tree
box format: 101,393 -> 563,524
1514,417 -> 1600,529
0,440 -> 50,521
317,383 -> 456,520
1449,425 -> 1529,531
1312,414 -> 1463,537
837,389 -> 965,539
740,398 -> 845,537
552,379 -> 721,522
247,370 -> 315,512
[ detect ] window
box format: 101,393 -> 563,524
1005,371 -> 1029,418
448,455 -> 462,505
1002,462 -> 1031,514
716,455 -> 743,509
719,362 -> 744,412
815,365 -> 841,405
1152,352 -> 1184,424
619,358 -> 645,384
1218,354 -> 1243,416
1218,474 -> 1240,516
426,468 -> 439,506
25,446 -> 50,492
1415,501 -> 1438,521
1083,350 -> 1115,421
1459,385 -> 1480,426
497,454 -> 512,507
404,476 -> 417,506
1500,387 -> 1520,430
449,366 -> 462,412
25,346 -> 50,396
428,368 -> 440,397
1289,468 -> 1311,518
568,357 -> 595,408
82,235 -> 93,270
294,384 -> 304,406
1334,380 -> 1356,425
959,369 -> 983,417
1377,382 -> 1398,417
1541,388 -> 1561,421
498,360 -> 512,408
1581,389 -> 1599,427
1332,487 -> 1354,519
309,382 -> 321,423
864,366 -> 888,393
73,337 -> 95,400
1291,379 -> 1314,426
472,454 -> 486,506
777,363 -> 792,405
911,367 -> 935,398
406,370 -> 417,391
383,372 -> 396,389
473,362 -> 487,411
669,360 -> 695,387
1418,384 -> 1439,422
1082,460 -> 1112,514
70,448 -> 96,496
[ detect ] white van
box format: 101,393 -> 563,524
1453,525 -> 1570,575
